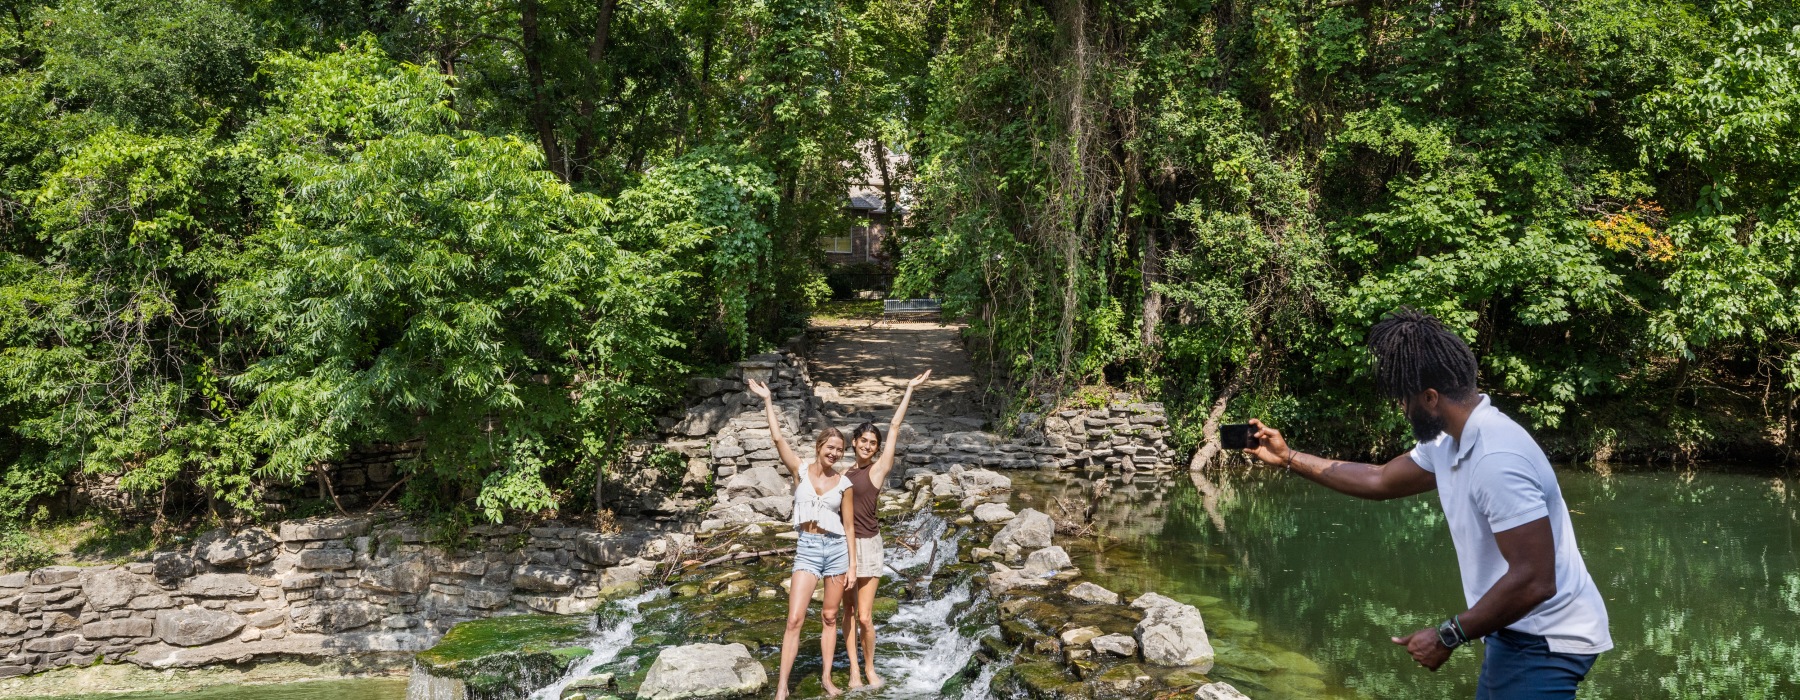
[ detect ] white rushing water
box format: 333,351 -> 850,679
871,581 -> 995,699
525,588 -> 664,700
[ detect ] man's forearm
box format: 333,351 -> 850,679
1455,565 -> 1554,640
1287,452 -> 1396,500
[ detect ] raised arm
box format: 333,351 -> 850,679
747,378 -> 805,486
871,370 -> 930,484
1244,418 -> 1436,500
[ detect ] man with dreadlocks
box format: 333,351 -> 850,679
1243,308 -> 1610,699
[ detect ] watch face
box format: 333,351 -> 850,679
1436,623 -> 1460,648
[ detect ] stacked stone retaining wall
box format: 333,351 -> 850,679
0,515 -> 692,678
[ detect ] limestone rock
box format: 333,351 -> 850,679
573,533 -> 641,567
972,503 -> 1016,523
1068,582 -> 1121,605
82,568 -> 149,611
152,552 -> 195,584
29,566 -> 81,586
362,557 -> 431,594
290,601 -> 381,633
197,528 -> 279,566
1023,546 -> 1072,577
1060,626 -> 1103,647
296,548 -> 355,570
991,509 -> 1054,554
1130,592 -> 1183,610
954,468 -> 1012,495
156,608 -> 246,646
723,467 -> 789,502
637,642 -> 768,700
81,617 -> 154,639
746,495 -> 792,521
278,516 -> 370,541
675,400 -> 736,436
513,565 -> 578,592
0,611 -> 27,635
1194,681 -> 1251,700
25,633 -> 80,652
1092,633 -> 1138,657
180,573 -> 259,598
1134,601 -> 1214,668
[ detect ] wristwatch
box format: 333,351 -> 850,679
1436,617 -> 1469,649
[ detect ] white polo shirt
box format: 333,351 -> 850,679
1410,395 -> 1612,654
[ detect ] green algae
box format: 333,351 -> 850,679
417,614 -> 591,670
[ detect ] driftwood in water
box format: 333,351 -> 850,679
687,547 -> 795,569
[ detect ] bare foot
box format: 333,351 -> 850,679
774,688 -> 789,700
849,677 -> 864,690
823,678 -> 843,697
864,672 -> 885,690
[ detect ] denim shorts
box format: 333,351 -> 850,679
793,531 -> 849,579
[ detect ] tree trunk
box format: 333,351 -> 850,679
571,0 -> 618,180
521,0 -> 568,181
1187,362 -> 1254,471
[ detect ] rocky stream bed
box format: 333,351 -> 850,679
405,467 -> 1332,700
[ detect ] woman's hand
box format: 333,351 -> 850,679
747,378 -> 773,403
905,370 -> 932,390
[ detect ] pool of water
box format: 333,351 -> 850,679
1018,466 -> 1800,699
20,678 -> 407,700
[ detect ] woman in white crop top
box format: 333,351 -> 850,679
747,378 -> 857,700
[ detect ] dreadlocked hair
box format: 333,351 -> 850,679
1368,307 -> 1480,401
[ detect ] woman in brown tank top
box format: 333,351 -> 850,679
841,369 -> 930,690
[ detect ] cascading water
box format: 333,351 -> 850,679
526,589 -> 663,700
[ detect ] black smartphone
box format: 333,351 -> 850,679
1220,423 -> 1260,451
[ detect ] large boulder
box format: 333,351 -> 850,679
954,468 -> 1012,495
1022,546 -> 1072,577
723,467 -> 788,502
991,508 -> 1054,556
82,568 -> 149,611
573,532 -> 643,567
155,608 -> 245,646
637,642 -> 768,700
1134,601 -> 1214,668
675,399 -> 736,436
746,495 -> 793,521
196,527 -> 278,566
972,503 -> 1015,523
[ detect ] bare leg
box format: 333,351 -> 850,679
855,575 -> 883,688
775,571 -> 819,700
845,586 -> 863,688
820,573 -> 846,696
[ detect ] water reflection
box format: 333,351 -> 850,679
1017,467 -> 1800,699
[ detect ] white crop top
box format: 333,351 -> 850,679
792,466 -> 852,535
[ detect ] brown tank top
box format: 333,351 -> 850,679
846,466 -> 881,538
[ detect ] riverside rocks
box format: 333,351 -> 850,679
1092,633 -> 1138,657
1022,546 -> 1072,576
1068,581 -> 1121,605
1195,681 -> 1252,699
991,508 -> 1054,557
636,642 -> 768,700
1135,599 -> 1216,668
155,608 -> 245,646
972,502 -> 1015,523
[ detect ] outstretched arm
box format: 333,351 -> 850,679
747,378 -> 805,487
1244,418 -> 1436,500
871,370 -> 930,484
842,487 -> 858,582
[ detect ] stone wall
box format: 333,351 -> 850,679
0,515 -> 693,678
882,399 -> 1175,475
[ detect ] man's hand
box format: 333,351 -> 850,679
1244,418 -> 1294,468
1392,628 -> 1453,671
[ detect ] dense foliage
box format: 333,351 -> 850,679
893,0 -> 1800,463
0,0 -> 905,557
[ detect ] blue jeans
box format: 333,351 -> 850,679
1475,628 -> 1599,700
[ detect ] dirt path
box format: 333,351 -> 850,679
807,318 -> 986,433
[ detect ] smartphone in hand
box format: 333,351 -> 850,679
1221,423 -> 1260,451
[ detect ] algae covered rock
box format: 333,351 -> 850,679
636,642 -> 767,700
414,614 -> 595,700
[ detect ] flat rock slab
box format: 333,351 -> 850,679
278,517 -> 370,542
637,642 -> 768,700
156,608 -> 245,647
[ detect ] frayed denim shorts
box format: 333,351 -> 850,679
793,531 -> 849,579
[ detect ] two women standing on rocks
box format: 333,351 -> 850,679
748,369 -> 930,699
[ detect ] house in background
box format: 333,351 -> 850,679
825,143 -> 908,266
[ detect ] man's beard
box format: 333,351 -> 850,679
1407,403 -> 1448,442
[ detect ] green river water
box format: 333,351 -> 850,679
1019,466 -> 1800,700
21,467 -> 1799,700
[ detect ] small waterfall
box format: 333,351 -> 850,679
406,664 -> 467,700
876,582 -> 994,697
526,588 -> 664,700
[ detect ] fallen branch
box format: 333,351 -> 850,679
1187,361 -> 1254,471
685,547 -> 795,569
